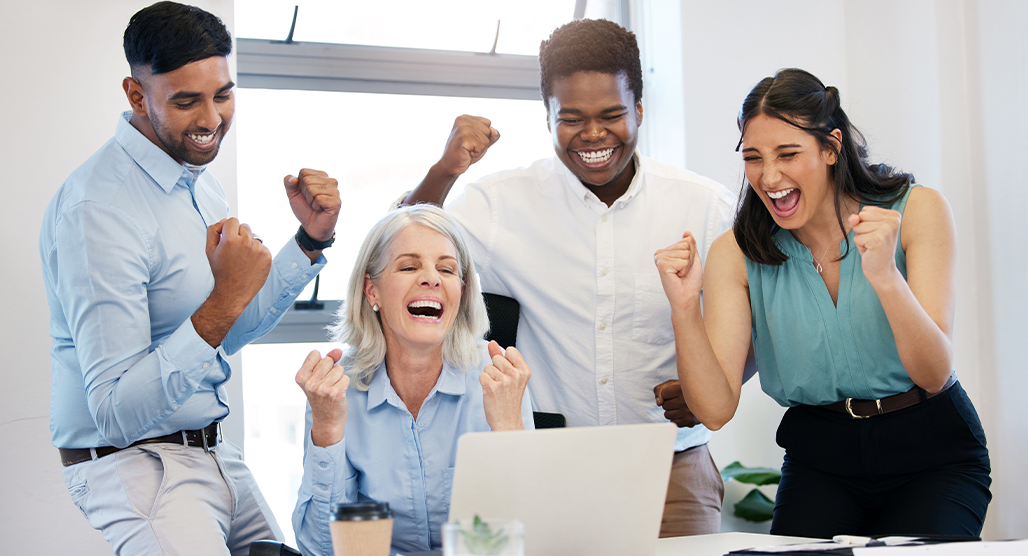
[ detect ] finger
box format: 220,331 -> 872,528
298,168 -> 329,179
503,346 -> 528,370
206,220 -> 226,254
326,348 -> 343,364
481,364 -> 504,384
307,355 -> 338,387
487,126 -> 501,145
661,397 -> 685,410
283,174 -> 299,193
222,217 -> 239,239
295,350 -> 323,386
487,340 -> 503,360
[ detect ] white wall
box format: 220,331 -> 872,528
0,1 -> 235,553
676,0 -> 1028,540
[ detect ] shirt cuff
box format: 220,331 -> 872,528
302,432 -> 356,503
156,316 -> 219,382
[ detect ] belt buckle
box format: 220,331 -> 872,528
844,398 -> 883,419
202,423 -> 222,453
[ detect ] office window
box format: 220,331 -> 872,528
233,2 -> 624,545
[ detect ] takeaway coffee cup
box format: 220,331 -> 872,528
329,502 -> 394,556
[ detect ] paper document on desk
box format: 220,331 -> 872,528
852,540 -> 1028,555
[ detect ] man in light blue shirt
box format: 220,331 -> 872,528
39,3 -> 341,554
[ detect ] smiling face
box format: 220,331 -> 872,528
741,114 -> 841,231
547,71 -> 642,199
124,56 -> 234,165
363,225 -> 463,355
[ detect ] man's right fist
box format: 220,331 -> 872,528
438,115 -> 500,177
206,217 -> 272,310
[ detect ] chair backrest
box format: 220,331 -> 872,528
481,292 -> 565,429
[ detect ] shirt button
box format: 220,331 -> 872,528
271,308 -> 279,314
600,378 -> 608,385
301,273 -> 309,280
318,461 -> 329,469
291,262 -> 298,270
203,363 -> 210,369
172,404 -> 179,411
601,215 -> 608,223
418,421 -> 426,428
601,268 -> 608,276
599,322 -> 607,330
318,484 -> 329,491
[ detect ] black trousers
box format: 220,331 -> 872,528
770,382 -> 992,539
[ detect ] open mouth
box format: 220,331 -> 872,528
187,129 -> 219,148
766,188 -> 800,217
407,300 -> 443,321
575,147 -> 617,165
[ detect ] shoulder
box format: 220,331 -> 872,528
707,229 -> 748,284
639,157 -> 736,204
463,157 -> 569,199
899,186 -> 954,249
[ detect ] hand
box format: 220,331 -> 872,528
284,168 -> 342,243
653,380 -> 700,428
848,207 -> 902,286
480,340 -> 530,431
438,115 -> 500,178
654,232 -> 703,311
295,348 -> 349,447
206,217 -> 273,313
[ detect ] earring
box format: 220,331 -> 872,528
372,303 -> 379,312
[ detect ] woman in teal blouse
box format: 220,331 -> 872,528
655,68 -> 990,537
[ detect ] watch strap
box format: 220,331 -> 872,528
295,226 -> 335,250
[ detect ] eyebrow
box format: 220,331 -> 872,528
558,105 -> 628,116
741,143 -> 803,154
168,82 -> 235,101
395,253 -> 457,262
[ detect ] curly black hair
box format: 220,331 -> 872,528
539,19 -> 643,108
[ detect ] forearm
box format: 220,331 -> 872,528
873,270 -> 953,392
670,302 -> 739,430
403,162 -> 460,206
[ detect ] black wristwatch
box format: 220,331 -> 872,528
295,226 -> 336,250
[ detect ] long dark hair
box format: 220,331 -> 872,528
734,68 -> 913,265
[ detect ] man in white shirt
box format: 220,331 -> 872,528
403,18 -> 735,536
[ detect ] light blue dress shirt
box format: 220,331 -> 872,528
745,186 -> 951,406
293,350 -> 534,556
40,112 -> 326,449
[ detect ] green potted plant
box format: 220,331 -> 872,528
720,461 -> 782,522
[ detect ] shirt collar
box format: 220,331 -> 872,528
114,111 -> 202,194
561,151 -> 644,210
365,359 -> 467,411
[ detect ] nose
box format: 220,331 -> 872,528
762,159 -> 782,187
195,99 -> 222,131
581,120 -> 607,142
418,267 -> 442,287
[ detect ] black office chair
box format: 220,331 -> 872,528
250,539 -> 301,556
481,293 -> 565,430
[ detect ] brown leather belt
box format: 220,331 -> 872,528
823,384 -> 949,419
58,422 -> 221,467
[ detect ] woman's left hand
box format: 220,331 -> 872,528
481,340 -> 530,431
849,207 -> 903,286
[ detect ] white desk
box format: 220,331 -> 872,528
656,532 -> 815,556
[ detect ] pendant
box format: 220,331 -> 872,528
816,262 -> 823,273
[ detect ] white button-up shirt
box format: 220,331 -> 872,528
447,154 -> 735,451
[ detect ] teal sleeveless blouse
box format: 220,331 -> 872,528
745,186 -> 941,407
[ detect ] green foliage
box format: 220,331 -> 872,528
460,515 -> 510,555
721,461 -> 782,522
733,488 -> 776,522
720,461 -> 782,486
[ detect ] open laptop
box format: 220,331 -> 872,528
448,422 -> 677,556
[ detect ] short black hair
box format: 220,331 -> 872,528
123,1 -> 232,75
539,19 -> 643,108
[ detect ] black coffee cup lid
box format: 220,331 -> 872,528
330,502 -> 393,521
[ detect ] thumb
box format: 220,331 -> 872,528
206,218 -> 226,255
327,348 -> 343,364
487,340 -> 503,360
488,127 -> 501,145
283,174 -> 299,193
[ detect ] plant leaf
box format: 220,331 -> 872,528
720,461 -> 781,486
734,488 -> 776,522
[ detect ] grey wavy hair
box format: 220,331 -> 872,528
330,204 -> 490,390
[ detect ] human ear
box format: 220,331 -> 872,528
825,128 -> 843,165
363,274 -> 379,309
122,77 -> 148,117
635,100 -> 644,125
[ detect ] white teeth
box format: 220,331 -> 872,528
576,148 -> 615,163
407,300 -> 442,310
188,132 -> 215,144
766,188 -> 795,199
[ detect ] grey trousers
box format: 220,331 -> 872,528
62,440 -> 281,555
659,443 -> 725,537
